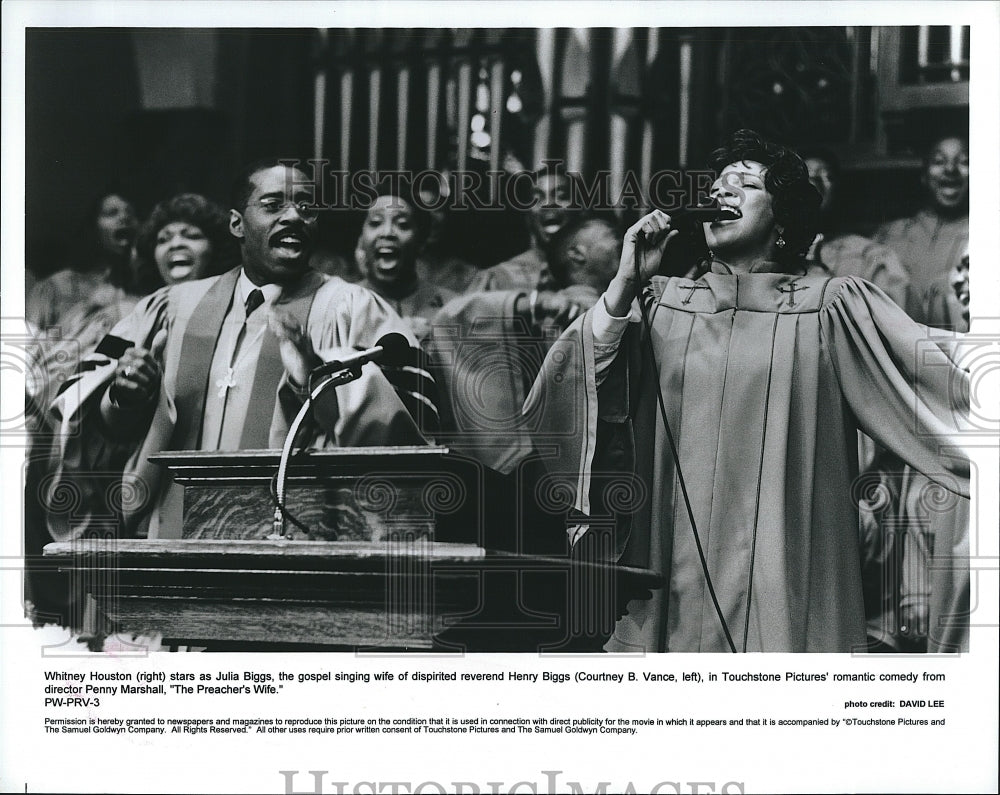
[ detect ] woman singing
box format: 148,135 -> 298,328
526,130 -> 970,653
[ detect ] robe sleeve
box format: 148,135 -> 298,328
272,283 -> 435,448
523,305 -> 646,558
820,276 -> 970,497
26,277 -> 57,330
34,290 -> 139,395
424,290 -> 533,474
464,268 -> 495,293
922,274 -> 969,333
45,289 -> 172,541
522,308 -> 601,513
860,239 -> 910,311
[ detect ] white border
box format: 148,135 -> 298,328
2,3 -> 997,794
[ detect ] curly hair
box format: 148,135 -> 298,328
67,191 -> 136,288
133,193 -> 239,294
708,129 -> 821,271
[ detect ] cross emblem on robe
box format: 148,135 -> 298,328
679,280 -> 710,305
777,280 -> 809,308
216,367 -> 237,399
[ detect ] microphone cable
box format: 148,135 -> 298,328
633,231 -> 737,653
268,364 -> 356,539
268,393 -> 317,538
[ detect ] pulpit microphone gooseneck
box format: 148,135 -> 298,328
269,332 -> 412,539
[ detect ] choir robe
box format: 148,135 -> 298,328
427,283 -> 600,474
360,278 -> 457,343
896,466 -> 970,653
425,283 -> 599,555
805,232 -> 910,309
875,209 -> 968,322
524,264 -> 970,652
898,273 -> 971,652
467,248 -> 546,293
47,266 -> 430,541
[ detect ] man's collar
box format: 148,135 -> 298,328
237,269 -> 281,306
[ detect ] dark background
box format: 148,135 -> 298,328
25,27 -> 969,278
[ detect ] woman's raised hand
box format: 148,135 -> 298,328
604,210 -> 679,316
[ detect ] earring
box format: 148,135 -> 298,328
775,235 -> 786,249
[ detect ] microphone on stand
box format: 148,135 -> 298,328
268,332 -> 413,539
308,333 -> 412,384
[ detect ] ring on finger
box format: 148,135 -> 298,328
123,365 -> 134,378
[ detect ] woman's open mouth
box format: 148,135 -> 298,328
711,206 -> 743,224
935,182 -> 966,200
111,227 -> 134,247
167,253 -> 194,281
372,244 -> 405,277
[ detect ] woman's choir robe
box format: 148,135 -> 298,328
525,265 -> 970,652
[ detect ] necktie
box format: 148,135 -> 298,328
218,288 -> 264,396
245,288 -> 265,317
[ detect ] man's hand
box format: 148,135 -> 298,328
532,285 -> 601,330
269,309 -> 320,390
534,290 -> 584,329
604,210 -> 679,317
110,328 -> 167,408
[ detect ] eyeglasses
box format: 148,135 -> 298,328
255,197 -> 319,218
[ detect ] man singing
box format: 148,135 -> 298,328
48,159 -> 436,541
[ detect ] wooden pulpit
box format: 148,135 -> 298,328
42,447 -> 662,651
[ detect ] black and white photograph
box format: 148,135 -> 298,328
2,2 -> 997,793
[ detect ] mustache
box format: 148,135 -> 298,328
268,224 -> 312,245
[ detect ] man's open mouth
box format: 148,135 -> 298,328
539,211 -> 567,237
270,230 -> 308,255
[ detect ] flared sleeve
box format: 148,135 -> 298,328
820,276 -> 970,496
522,308 -> 602,512
45,288 -> 172,541
425,290 -> 532,474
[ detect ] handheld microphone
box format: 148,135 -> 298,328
670,202 -> 745,229
310,332 -> 412,382
634,204 -> 727,247
675,205 -> 724,224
